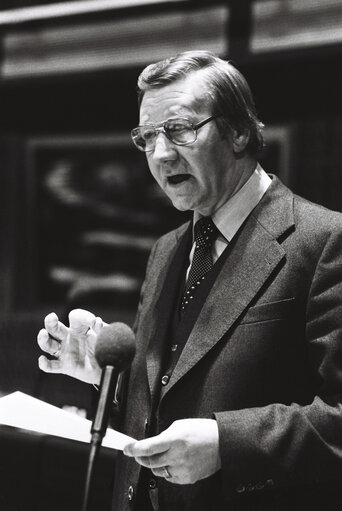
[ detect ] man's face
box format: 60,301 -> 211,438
139,71 -> 244,216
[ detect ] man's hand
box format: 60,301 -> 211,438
124,418 -> 221,485
37,309 -> 104,385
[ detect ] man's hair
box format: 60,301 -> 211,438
137,50 -> 264,157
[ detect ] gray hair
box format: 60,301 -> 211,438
137,50 -> 264,157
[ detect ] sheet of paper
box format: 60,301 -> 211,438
0,391 -> 134,450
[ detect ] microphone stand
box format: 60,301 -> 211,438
82,366 -> 118,511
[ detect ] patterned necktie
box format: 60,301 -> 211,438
180,216 -> 219,313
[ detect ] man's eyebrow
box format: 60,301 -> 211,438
139,115 -> 193,125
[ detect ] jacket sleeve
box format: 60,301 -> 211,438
214,221 -> 342,499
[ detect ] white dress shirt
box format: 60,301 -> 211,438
186,164 -> 271,277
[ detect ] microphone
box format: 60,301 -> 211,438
82,322 -> 135,511
92,322 -> 136,444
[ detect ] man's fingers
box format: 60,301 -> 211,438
44,312 -> 68,341
135,453 -> 170,469
92,316 -> 105,335
68,309 -> 97,336
124,435 -> 171,458
37,329 -> 62,355
38,355 -> 62,373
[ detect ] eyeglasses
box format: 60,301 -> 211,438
131,115 -> 216,152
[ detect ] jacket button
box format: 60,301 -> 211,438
128,485 -> 134,501
161,375 -> 169,385
149,479 -> 157,489
236,484 -> 245,493
171,344 -> 178,352
144,418 -> 149,434
265,479 -> 274,488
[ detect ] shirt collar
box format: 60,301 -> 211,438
193,163 -> 271,242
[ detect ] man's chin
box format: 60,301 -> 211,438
171,198 -> 215,217
169,198 -> 193,212
165,187 -> 201,212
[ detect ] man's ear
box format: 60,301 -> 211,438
232,129 -> 250,153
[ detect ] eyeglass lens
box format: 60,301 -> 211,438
132,118 -> 196,151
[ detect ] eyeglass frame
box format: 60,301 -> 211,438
130,115 -> 217,152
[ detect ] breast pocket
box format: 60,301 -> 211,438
239,297 -> 295,325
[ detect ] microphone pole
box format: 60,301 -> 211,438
82,323 -> 135,511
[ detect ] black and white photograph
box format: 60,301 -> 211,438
0,1 -> 341,510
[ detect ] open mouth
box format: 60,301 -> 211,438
167,174 -> 191,185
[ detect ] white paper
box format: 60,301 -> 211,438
0,391 -> 134,450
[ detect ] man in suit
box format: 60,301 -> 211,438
38,51 -> 342,510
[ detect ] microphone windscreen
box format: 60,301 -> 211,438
95,322 -> 136,371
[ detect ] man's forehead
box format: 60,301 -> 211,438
139,72 -> 210,122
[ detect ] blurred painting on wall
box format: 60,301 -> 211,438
24,133 -> 188,322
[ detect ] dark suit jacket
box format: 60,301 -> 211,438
112,176 -> 342,511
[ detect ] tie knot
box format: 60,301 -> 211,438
194,217 -> 218,248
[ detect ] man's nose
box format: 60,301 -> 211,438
152,132 -> 177,162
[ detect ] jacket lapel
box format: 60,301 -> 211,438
161,177 -> 295,398
145,222 -> 192,401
